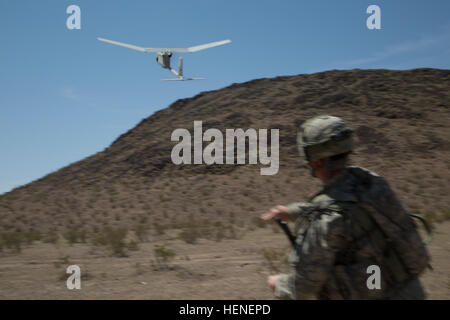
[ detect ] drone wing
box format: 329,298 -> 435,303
97,37 -> 148,52
186,39 -> 231,52
149,40 -> 231,53
98,37 -> 231,53
146,39 -> 231,53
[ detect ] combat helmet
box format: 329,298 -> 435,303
297,115 -> 354,163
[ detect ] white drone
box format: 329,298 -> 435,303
97,37 -> 231,81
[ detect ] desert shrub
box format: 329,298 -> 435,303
261,248 -> 288,273
178,223 -> 199,244
53,255 -> 71,268
439,209 -> 450,222
24,229 -> 41,245
196,222 -> 212,240
127,240 -> 139,251
153,222 -> 166,236
423,208 -> 450,224
152,245 -> 176,270
210,222 -> 239,242
215,227 -> 225,242
63,227 -> 87,245
423,211 -> 437,231
42,230 -> 59,244
134,224 -> 149,242
228,212 -> 236,225
154,246 -> 175,262
227,225 -> 238,239
252,216 -> 267,228
93,227 -> 128,257
1,232 -> 24,253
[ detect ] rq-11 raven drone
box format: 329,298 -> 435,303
97,37 -> 231,81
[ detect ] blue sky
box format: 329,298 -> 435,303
1,0 -> 449,194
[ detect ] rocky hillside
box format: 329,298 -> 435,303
0,68 -> 449,238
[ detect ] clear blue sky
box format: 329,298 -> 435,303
1,0 -> 449,194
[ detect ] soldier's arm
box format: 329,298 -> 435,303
274,210 -> 348,299
286,202 -> 315,220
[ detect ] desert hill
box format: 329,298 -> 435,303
0,68 -> 449,300
0,68 -> 449,240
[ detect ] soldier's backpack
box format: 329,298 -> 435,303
347,166 -> 431,280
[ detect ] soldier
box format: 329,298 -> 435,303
261,115 -> 430,300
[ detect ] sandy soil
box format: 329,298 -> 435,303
0,221 -> 448,300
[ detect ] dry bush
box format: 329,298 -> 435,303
424,209 -> 450,226
0,232 -> 24,253
260,248 -> 289,273
92,226 -> 129,257
215,226 -> 225,242
439,209 -> 450,222
152,245 -> 176,270
134,223 -> 150,242
153,222 -> 166,236
252,216 -> 267,228
179,223 -> 199,244
423,211 -> 438,230
127,240 -> 139,251
63,227 -> 87,245
42,230 -> 59,244
53,255 -> 71,269
23,229 -> 41,245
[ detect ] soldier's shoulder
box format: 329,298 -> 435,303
347,166 -> 382,179
311,167 -> 393,212
346,166 -> 392,193
310,194 -> 348,216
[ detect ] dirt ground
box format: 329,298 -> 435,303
0,221 -> 448,300
1,69 -> 448,301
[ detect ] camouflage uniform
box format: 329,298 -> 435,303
274,166 -> 427,300
273,115 -> 429,300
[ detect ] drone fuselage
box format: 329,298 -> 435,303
156,52 -> 172,69
97,37 -> 231,80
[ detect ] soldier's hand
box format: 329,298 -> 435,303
260,205 -> 291,222
267,274 -> 280,292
